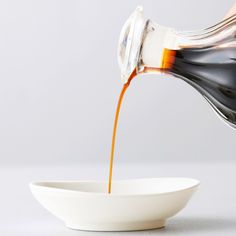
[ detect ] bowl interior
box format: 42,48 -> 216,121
33,178 -> 199,195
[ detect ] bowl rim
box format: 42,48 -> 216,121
29,177 -> 200,197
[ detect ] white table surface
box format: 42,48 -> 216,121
0,161 -> 236,235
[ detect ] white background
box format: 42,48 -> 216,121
0,1 -> 236,235
0,0 -> 235,166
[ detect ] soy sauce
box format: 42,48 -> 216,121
108,45 -> 236,193
171,46 -> 236,126
108,70 -> 136,194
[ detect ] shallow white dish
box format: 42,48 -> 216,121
30,178 -> 199,231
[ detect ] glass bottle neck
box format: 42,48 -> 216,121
139,21 -> 179,71
139,16 -> 236,73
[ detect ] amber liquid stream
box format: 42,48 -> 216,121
107,70 -> 136,193
107,49 -> 176,194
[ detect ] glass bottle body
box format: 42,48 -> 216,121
139,18 -> 236,128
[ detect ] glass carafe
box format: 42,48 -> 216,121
118,6 -> 236,128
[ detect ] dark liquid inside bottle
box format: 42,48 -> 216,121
168,46 -> 236,128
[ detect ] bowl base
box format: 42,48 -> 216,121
66,219 -> 166,231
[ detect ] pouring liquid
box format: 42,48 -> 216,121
108,44 -> 236,193
107,49 -> 175,194
108,70 -> 136,194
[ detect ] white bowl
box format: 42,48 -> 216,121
30,178 -> 199,231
